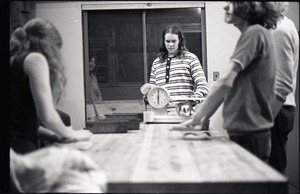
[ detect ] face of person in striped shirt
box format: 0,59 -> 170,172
164,33 -> 179,57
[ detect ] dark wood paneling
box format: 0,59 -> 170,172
100,85 -> 143,100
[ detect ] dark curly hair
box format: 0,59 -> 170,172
233,2 -> 280,29
10,18 -> 66,105
158,25 -> 188,62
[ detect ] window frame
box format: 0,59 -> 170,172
82,1 -> 207,101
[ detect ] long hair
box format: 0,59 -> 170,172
10,18 -> 66,105
233,2 -> 280,29
158,25 -> 188,62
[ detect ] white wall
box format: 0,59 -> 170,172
36,2 -> 85,129
285,2 -> 299,32
205,2 -> 240,133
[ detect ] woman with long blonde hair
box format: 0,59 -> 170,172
10,18 -> 92,154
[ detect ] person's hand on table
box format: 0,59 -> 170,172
59,127 -> 93,143
177,113 -> 208,130
173,116 -> 211,140
73,129 -> 93,141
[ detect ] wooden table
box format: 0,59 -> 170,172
86,124 -> 287,193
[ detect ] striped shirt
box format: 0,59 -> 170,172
149,51 -> 209,99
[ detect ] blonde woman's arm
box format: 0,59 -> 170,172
24,53 -> 92,141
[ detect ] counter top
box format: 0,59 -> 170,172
86,123 -> 287,193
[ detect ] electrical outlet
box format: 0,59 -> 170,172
213,71 -> 219,81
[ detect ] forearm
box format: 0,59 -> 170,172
275,61 -> 293,101
191,63 -> 209,98
273,29 -> 294,101
192,82 -> 229,123
39,110 -> 92,142
272,95 -> 285,118
39,109 -> 74,138
275,79 -> 292,102
191,61 -> 240,125
37,126 -> 61,142
193,81 -> 209,98
149,61 -> 157,85
149,73 -> 156,85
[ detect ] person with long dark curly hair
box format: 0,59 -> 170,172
178,2 -> 280,162
148,25 -> 209,114
10,18 -> 92,154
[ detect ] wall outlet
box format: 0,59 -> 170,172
213,71 -> 219,81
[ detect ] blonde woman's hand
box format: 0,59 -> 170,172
60,127 -> 93,143
74,129 -> 93,141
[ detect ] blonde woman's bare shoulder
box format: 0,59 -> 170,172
23,52 -> 49,75
25,52 -> 47,64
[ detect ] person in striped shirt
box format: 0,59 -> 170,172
149,25 -> 209,114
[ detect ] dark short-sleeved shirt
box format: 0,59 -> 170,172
223,25 -> 276,133
9,52 -> 39,154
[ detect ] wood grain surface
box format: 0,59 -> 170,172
86,124 -> 287,193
